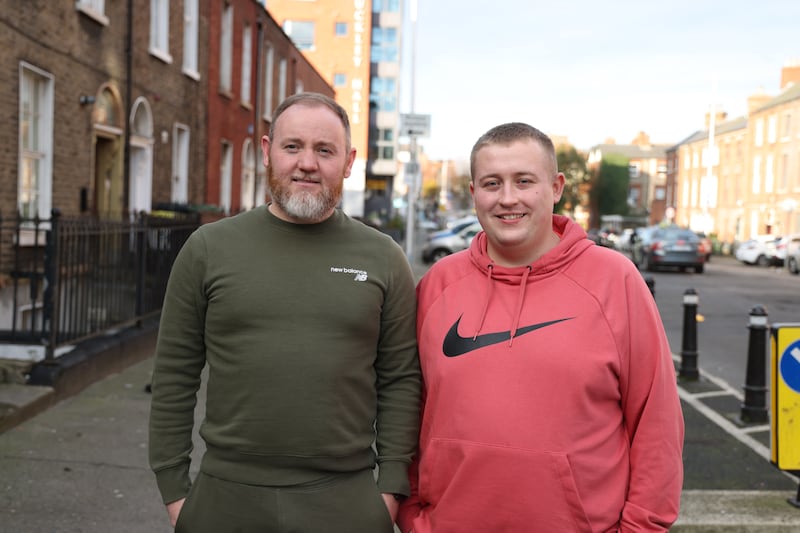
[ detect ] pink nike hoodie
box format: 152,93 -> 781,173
398,215 -> 684,533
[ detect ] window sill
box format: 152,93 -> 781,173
76,4 -> 109,26
182,68 -> 201,81
149,48 -> 173,65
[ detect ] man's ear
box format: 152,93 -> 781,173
261,136 -> 271,168
343,148 -> 357,179
552,172 -> 566,203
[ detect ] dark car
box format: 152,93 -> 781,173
631,226 -> 705,273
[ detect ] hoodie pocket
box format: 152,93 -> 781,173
417,438 -> 592,533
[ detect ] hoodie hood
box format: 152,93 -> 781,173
466,215 -> 593,344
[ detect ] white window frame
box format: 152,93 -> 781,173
767,115 -> 777,144
172,124 -> 190,204
182,0 -> 200,79
75,0 -> 109,25
18,62 -> 54,221
220,141 -> 233,214
129,97 -> 154,215
283,20 -> 316,51
241,24 -> 253,105
262,44 -> 274,119
220,3 -> 233,93
240,139 -> 256,211
149,0 -> 172,63
278,58 -> 287,104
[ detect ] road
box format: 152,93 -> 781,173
635,254 -> 800,393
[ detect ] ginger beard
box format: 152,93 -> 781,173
266,162 -> 345,223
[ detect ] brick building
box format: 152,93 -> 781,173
205,0 -> 333,215
671,63 -> 800,244
266,0 -> 405,220
0,0 -> 209,220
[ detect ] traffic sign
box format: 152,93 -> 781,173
400,113 -> 431,137
771,324 -> 800,471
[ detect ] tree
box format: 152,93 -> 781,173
590,154 -> 630,225
555,145 -> 588,215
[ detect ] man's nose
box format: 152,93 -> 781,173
297,149 -> 319,171
499,183 -> 517,204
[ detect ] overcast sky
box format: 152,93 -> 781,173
400,0 -> 800,160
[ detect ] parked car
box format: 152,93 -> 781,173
628,226 -> 657,264
421,221 -> 481,263
780,234 -> 800,274
631,225 -> 705,273
586,227 -> 617,248
734,235 -> 782,266
614,228 -> 636,252
773,233 -> 800,270
695,232 -> 713,262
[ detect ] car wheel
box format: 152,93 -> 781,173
695,264 -> 704,274
756,255 -> 769,267
431,249 -> 450,262
789,257 -> 799,275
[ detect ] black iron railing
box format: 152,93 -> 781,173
0,210 -> 199,360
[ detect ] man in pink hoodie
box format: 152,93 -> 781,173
398,123 -> 684,532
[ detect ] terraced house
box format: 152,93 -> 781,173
0,0 -> 329,365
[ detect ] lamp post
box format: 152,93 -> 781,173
403,0 -> 419,259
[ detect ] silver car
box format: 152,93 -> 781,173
421,222 -> 482,263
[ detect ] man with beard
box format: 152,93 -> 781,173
149,93 -> 420,533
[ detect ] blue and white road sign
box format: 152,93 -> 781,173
779,340 -> 800,394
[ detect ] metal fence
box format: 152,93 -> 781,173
0,210 -> 199,360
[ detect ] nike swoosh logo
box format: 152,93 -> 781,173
442,316 -> 574,357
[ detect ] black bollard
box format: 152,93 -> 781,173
679,288 -> 699,380
740,305 -> 769,424
644,276 -> 655,298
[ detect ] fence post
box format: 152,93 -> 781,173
679,288 -> 700,380
740,305 -> 769,424
135,212 -> 147,319
42,209 -> 61,361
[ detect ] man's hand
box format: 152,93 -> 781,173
381,493 -> 400,523
166,498 -> 186,528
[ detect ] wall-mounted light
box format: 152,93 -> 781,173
79,95 -> 96,105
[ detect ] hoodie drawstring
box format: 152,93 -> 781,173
473,264 -> 494,340
508,266 -> 532,347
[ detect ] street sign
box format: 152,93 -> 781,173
400,113 -> 431,137
771,323 -> 800,472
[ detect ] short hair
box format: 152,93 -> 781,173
269,92 -> 352,151
469,122 -> 558,180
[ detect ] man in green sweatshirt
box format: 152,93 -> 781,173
148,92 -> 421,532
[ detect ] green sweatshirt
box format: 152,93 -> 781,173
148,206 -> 420,504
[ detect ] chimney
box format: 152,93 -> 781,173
780,60 -> 800,89
747,87 -> 771,114
704,110 -> 728,130
631,131 -> 651,147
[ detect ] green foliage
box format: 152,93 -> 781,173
591,156 -> 630,217
555,146 -> 588,214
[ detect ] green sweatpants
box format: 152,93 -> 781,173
175,468 -> 395,533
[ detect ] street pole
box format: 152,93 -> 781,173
403,0 -> 418,259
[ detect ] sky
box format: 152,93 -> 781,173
400,0 -> 800,161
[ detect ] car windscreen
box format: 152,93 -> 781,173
653,228 -> 698,242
